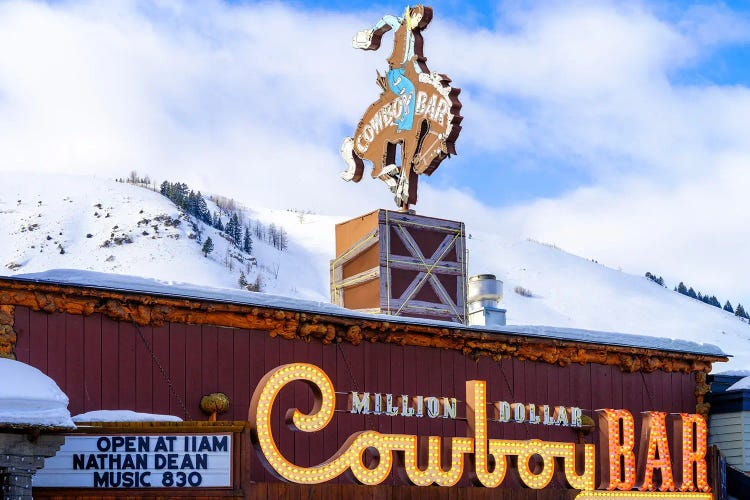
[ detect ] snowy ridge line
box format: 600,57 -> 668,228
3,269 -> 727,359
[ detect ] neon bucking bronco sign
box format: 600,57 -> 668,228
340,5 -> 463,212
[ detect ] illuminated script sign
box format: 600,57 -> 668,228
250,363 -> 712,499
340,5 -> 463,211
34,434 -> 231,488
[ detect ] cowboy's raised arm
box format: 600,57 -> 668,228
352,14 -> 401,50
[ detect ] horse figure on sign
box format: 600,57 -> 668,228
340,5 -> 463,212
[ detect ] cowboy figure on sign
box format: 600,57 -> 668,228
341,5 -> 463,212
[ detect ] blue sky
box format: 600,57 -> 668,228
1,0 -> 749,305
219,0 -> 750,208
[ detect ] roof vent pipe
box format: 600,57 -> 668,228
467,274 -> 506,327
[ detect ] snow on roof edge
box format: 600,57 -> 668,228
2,269 -> 728,359
726,376 -> 750,392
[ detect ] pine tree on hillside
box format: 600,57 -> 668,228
677,282 -> 688,295
213,212 -> 224,231
239,271 -> 248,289
736,303 -> 748,319
724,301 -> 734,314
196,193 -> 211,224
645,272 -> 665,287
201,237 -> 214,257
231,213 -> 242,242
225,215 -> 237,243
687,287 -> 697,299
243,226 -> 253,254
172,183 -> 188,208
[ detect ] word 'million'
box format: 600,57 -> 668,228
349,392 -> 456,419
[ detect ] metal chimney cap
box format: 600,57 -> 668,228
469,274 -> 497,282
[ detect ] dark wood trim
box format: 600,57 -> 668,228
0,278 -> 725,374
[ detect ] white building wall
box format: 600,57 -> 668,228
709,411 -> 750,472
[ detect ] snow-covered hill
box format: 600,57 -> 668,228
1,174 -> 746,371
468,236 -> 749,372
0,174 -> 338,301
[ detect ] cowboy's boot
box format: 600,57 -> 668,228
340,137 -> 362,182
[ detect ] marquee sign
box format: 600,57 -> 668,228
249,363 -> 712,498
33,434 -> 232,488
340,5 -> 463,211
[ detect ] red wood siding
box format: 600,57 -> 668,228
14,306 -> 698,487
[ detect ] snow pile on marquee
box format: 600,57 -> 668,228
72,410 -> 182,423
0,358 -> 75,428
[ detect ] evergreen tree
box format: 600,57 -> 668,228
213,212 -> 224,231
243,226 -> 253,254
238,271 -> 248,289
248,274 -> 262,292
231,213 -> 242,242
160,181 -> 170,196
224,213 -> 241,243
645,272 -> 665,287
677,282 -> 688,295
736,303 -> 748,319
196,193 -> 211,224
724,301 -> 734,314
710,296 -> 721,308
171,182 -> 188,208
687,287 -> 697,299
186,191 -> 197,216
201,237 -> 214,257
225,215 -> 237,242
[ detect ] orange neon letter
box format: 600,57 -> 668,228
638,411 -> 675,491
675,413 -> 710,492
598,409 -> 636,490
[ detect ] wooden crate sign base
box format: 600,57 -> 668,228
331,210 -> 467,323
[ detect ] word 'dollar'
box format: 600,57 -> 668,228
249,363 -> 711,498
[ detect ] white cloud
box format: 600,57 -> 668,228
0,0 -> 748,305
